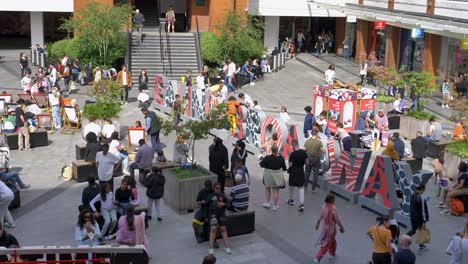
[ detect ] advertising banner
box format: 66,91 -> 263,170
341,100 -> 357,131
328,98 -> 341,133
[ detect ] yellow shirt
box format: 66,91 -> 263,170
367,225 -> 391,254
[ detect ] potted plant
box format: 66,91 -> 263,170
399,71 -> 437,139
444,140 -> 468,180
161,103 -> 229,213
81,80 -> 123,136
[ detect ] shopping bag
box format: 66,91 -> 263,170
415,227 -> 431,244
371,139 -> 381,151
61,164 -> 73,181
69,81 -> 77,91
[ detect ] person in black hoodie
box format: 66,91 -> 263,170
209,137 -> 229,192
407,184 -> 429,250
144,167 -> 166,221
81,177 -> 101,212
410,131 -> 427,171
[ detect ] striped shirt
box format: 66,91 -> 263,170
229,184 -> 249,212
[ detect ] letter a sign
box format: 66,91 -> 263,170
375,21 -> 386,30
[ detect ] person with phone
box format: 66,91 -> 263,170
313,193 -> 345,263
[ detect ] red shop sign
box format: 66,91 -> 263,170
374,20 -> 386,30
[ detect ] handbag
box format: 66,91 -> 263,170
415,227 -> 430,244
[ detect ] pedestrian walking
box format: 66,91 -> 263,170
406,184 -> 429,251
304,128 -> 325,191
393,235 -> 416,264
441,79 -> 451,108
368,216 -> 393,264
286,148 -> 307,212
360,59 -> 368,85
144,167 -> 165,221
313,193 -> 345,263
303,106 -> 316,138
19,52 -> 28,78
260,145 -> 286,211
324,65 -> 335,86
141,107 -> 161,152
166,5 -> 176,33
133,9 -> 145,44
343,36 -> 350,60
117,65 -> 133,103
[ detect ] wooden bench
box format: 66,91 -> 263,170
4,128 -> 48,150
72,160 -> 98,182
202,210 -> 255,241
387,114 -> 400,130
427,140 -> 450,159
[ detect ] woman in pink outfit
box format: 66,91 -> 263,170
313,193 -> 345,263
115,205 -> 150,260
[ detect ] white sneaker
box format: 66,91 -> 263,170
313,258 -> 320,263
262,202 -> 271,209
442,105 -> 446,108
4,222 -> 15,228
272,206 -> 278,211
250,82 -> 255,86
446,105 -> 450,109
55,125 -> 61,129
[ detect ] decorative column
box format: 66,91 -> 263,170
356,19 -> 369,62
264,16 -> 280,52
30,12 -> 44,48
422,33 -> 441,75
335,17 -> 346,55
384,25 -> 401,68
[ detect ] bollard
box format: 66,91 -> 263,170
30,48 -> 35,65
273,55 -> 278,72
39,53 -> 46,68
281,52 -> 286,67
279,53 -> 284,69
34,49 -> 39,66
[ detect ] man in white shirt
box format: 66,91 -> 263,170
84,117 -> 102,139
239,93 -> 254,109
96,143 -> 120,190
219,82 -> 229,102
196,71 -> 205,90
226,59 -> 237,93
324,65 -> 335,85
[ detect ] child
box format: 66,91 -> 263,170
114,178 -> 135,216
446,232 -> 463,264
156,150 -> 167,162
231,159 -> 250,185
135,121 -> 142,128
144,167 -> 166,221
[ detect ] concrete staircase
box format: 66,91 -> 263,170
129,31 -> 200,88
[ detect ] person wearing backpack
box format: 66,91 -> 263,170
441,161 -> 468,216
144,167 -> 165,221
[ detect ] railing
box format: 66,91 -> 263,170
194,16 -> 203,70
165,23 -> 172,76
271,52 -> 286,72
159,19 -> 166,75
0,245 -> 145,264
125,30 -> 132,72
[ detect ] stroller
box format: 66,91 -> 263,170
137,83 -> 151,108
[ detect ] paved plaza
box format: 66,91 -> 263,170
0,51 -> 466,263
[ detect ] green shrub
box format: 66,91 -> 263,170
82,101 -> 122,120
49,38 -> 80,61
406,110 -> 436,120
170,167 -> 210,180
201,32 -> 222,67
376,95 -> 395,103
445,140 -> 468,158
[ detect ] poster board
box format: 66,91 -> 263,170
313,86 -> 327,117
0,99 -> 5,116
128,127 -> 146,151
37,114 -> 53,131
0,94 -> 12,103
328,89 -> 358,133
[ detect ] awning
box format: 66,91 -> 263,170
308,1 -> 468,39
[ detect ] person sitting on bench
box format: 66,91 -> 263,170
227,174 -> 249,212
192,180 -> 214,243
128,139 -> 154,179
84,132 -> 102,162
208,182 -> 231,255
0,168 -> 30,189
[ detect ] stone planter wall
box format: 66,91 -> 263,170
444,152 -> 464,180
163,167 -> 217,214
375,102 -> 394,114
399,116 -> 428,140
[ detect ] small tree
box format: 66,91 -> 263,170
60,0 -> 132,66
161,104 -> 229,168
402,71 -> 437,112
82,80 -> 123,120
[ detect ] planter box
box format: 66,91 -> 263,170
163,166 -> 217,214
399,116 -> 428,140
444,152 -> 464,181
375,102 -> 394,114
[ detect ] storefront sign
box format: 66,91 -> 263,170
462,38 -> 468,50
411,28 -> 424,39
347,16 -> 357,23
374,21 -> 386,30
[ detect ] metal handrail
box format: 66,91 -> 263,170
159,20 -> 165,75
165,25 -> 172,76
194,16 -> 203,70
126,30 -> 132,72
